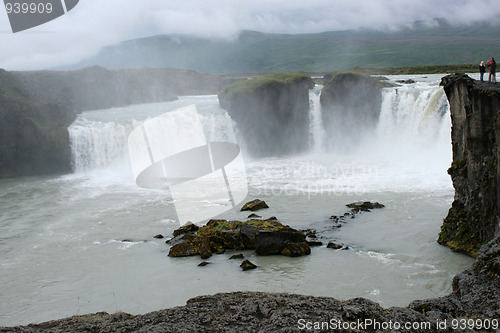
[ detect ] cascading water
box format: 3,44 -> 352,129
69,118 -> 132,172
308,85 -> 325,152
68,98 -> 238,178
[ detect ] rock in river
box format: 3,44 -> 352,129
168,218 -> 310,259
240,199 -> 269,212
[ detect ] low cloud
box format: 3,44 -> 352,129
0,0 -> 499,70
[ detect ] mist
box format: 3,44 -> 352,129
1,0 -> 500,70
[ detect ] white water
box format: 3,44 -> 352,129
308,85 -> 325,152
0,75 -> 474,326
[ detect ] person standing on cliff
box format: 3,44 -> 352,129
479,61 -> 486,81
487,57 -> 496,83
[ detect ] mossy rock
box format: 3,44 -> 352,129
240,199 -> 269,212
168,218 -> 310,258
240,260 -> 257,271
346,201 -> 385,213
438,202 -> 482,257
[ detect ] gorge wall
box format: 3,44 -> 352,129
218,73 -> 315,157
438,73 -> 500,257
0,67 -> 230,178
320,72 -> 382,150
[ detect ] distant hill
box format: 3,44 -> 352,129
65,21 -> 500,74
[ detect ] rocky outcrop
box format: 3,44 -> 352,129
320,72 -> 383,150
168,218 -> 311,258
0,69 -> 76,177
240,199 -> 269,212
438,74 -> 500,257
0,67 -> 231,178
218,73 -> 315,157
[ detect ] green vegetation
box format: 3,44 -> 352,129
70,22 -> 500,74
220,72 -> 311,99
438,203 -> 481,258
219,72 -> 313,108
351,64 -> 478,75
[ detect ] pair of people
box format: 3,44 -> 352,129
479,58 -> 496,82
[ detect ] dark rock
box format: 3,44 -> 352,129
396,79 -> 416,84
3,292 -> 432,332
153,234 -> 164,239
265,216 -> 278,221
219,73 -> 315,157
328,201 -> 384,232
320,72 -> 383,151
172,223 -> 199,237
438,74 -> 500,256
346,201 -> 385,213
247,213 -> 261,218
168,218 -> 310,258
306,239 -> 323,247
255,229 -> 310,256
0,67 -> 228,179
240,260 -> 257,271
198,261 -> 210,267
168,242 -> 198,257
281,243 -> 311,257
327,242 -> 343,250
229,253 -> 244,260
240,199 -> 269,212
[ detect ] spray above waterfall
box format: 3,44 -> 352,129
68,75 -> 452,195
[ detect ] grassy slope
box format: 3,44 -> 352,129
69,22 -> 500,74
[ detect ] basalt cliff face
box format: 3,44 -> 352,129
320,72 -> 383,150
0,67 -> 230,178
438,74 -> 500,257
218,73 -> 315,157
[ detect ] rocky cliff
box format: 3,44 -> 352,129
438,74 -> 500,257
320,72 -> 383,151
218,73 -> 314,157
0,67 -> 230,178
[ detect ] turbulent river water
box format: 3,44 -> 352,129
0,74 -> 476,326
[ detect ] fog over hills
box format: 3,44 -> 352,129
63,21 -> 500,74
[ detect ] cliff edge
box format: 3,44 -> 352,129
218,73 -> 315,157
438,74 -> 500,257
0,67 -> 230,178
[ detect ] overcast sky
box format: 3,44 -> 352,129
1,0 -> 499,70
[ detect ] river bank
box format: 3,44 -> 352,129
1,236 -> 498,332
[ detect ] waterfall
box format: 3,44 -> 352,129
68,118 -> 132,172
375,85 -> 449,155
68,82 -> 450,179
68,101 -> 237,174
308,85 -> 325,152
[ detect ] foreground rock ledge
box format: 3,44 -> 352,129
3,237 -> 498,332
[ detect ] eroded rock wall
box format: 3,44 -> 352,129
438,74 -> 500,257
0,67 -> 229,178
218,73 -> 315,157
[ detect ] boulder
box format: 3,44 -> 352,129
168,218 -> 310,258
240,260 -> 257,271
240,199 -> 269,212
255,229 -> 310,256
